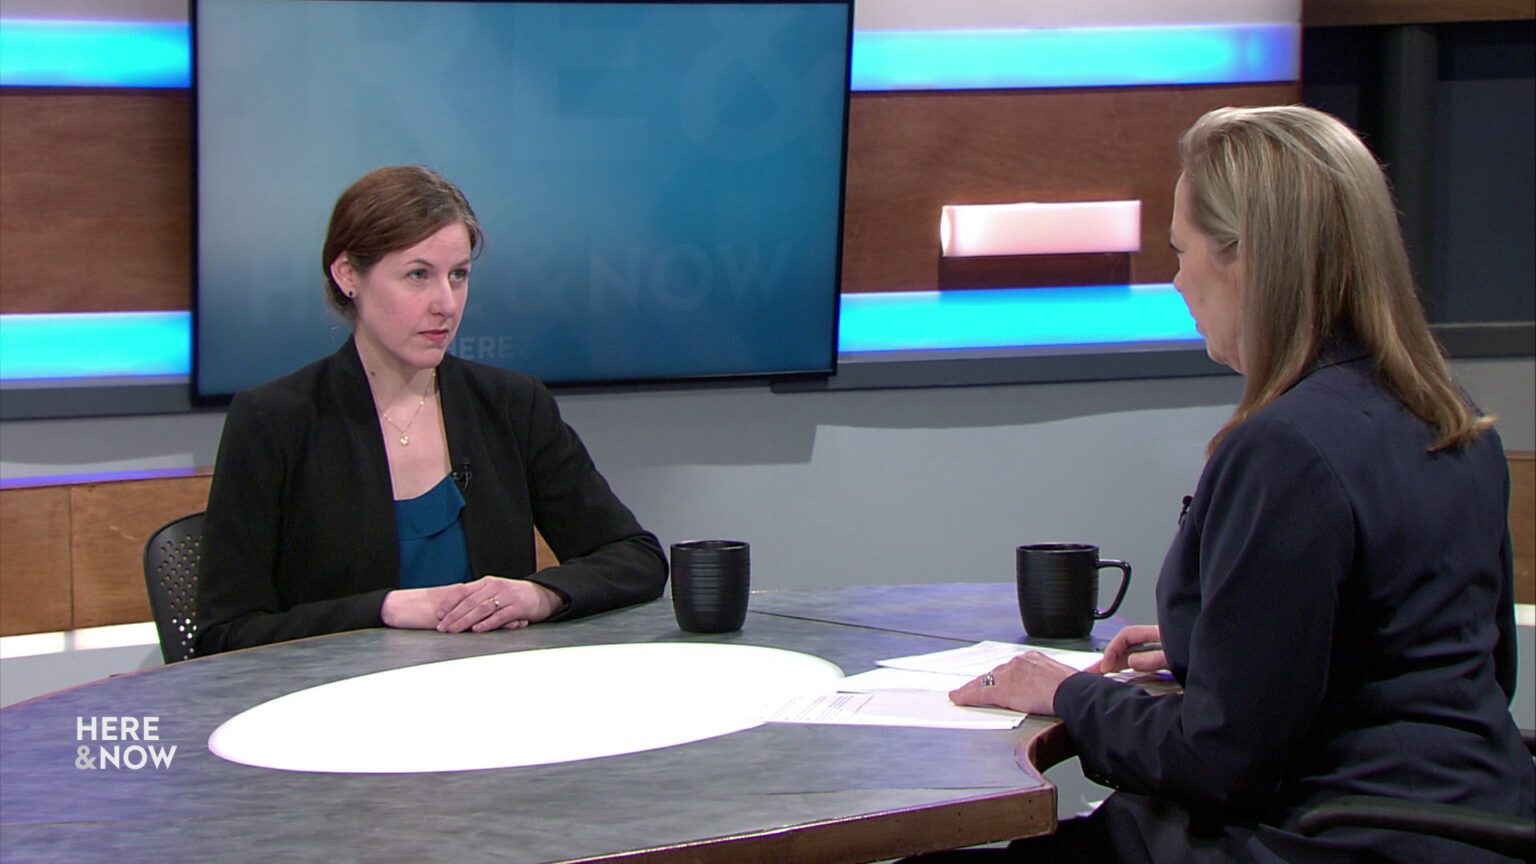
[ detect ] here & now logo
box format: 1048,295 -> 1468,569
75,716 -> 177,770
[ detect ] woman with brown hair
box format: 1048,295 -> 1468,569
196,165 -> 666,654
928,106 -> 1531,862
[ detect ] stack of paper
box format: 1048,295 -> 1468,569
764,689 -> 1019,729
875,641 -> 1105,677
762,641 -> 1107,730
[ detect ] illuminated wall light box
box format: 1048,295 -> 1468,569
850,24 -> 1298,91
0,19 -> 189,87
0,19 -> 1298,92
939,200 -> 1142,258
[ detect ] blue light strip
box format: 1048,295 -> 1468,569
0,19 -> 189,88
0,291 -> 1200,381
851,23 -> 1298,91
0,18 -> 1295,91
838,285 -> 1201,353
0,312 -> 191,380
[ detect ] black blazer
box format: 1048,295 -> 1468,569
195,338 -> 666,654
1052,349 -> 1532,863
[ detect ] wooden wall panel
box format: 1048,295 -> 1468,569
1510,451 -> 1535,605
2,83 -> 1302,308
0,486 -> 72,636
0,89 -> 191,314
839,82 -> 1301,294
1304,0 -> 1535,27
68,474 -> 211,629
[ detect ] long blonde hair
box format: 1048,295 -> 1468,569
1179,105 -> 1491,454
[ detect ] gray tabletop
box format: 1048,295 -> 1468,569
0,583 -> 1069,864
749,581 -> 1124,648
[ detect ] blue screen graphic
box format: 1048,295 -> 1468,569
194,0 -> 851,398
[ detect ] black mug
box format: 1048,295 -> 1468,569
1015,543 -> 1131,640
670,540 -> 750,633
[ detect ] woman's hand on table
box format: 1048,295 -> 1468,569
435,576 -> 565,632
949,652 -> 1079,716
382,576 -> 566,633
1086,624 -> 1165,674
950,624 -> 1166,715
381,585 -> 456,630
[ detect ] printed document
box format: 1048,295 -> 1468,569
762,641 -> 1108,730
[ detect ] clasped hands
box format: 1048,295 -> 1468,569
382,575 -> 565,633
949,625 -> 1165,716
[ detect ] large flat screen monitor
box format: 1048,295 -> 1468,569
193,0 -> 852,402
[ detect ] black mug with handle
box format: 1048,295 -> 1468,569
1015,543 -> 1131,640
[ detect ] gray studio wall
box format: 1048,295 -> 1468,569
2,358 -> 1532,629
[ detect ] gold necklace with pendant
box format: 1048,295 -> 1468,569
379,370 -> 436,446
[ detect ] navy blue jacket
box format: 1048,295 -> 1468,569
1054,348 -> 1533,863
195,338 -> 666,654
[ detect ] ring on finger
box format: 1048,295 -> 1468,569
981,674 -> 996,687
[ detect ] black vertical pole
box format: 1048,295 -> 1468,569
1379,24 -> 1441,320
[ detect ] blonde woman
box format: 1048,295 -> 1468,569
932,106 -> 1531,863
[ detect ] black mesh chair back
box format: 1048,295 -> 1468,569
143,512 -> 205,663
1298,732 -> 1536,861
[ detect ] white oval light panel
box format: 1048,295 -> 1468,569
208,642 -> 843,773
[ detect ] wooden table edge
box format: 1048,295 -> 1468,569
562,784 -> 1057,864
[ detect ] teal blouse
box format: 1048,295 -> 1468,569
395,474 -> 474,589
